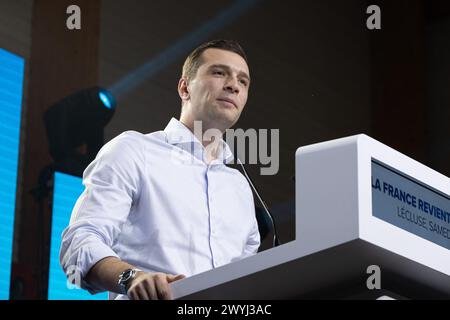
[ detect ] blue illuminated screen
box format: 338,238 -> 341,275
0,48 -> 24,300
48,172 -> 108,300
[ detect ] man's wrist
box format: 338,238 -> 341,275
125,270 -> 145,292
118,268 -> 140,295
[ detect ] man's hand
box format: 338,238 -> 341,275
85,257 -> 186,300
127,272 -> 186,300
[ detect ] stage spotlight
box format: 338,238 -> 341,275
43,86 -> 116,177
98,89 -> 115,109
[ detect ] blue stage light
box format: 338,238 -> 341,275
108,0 -> 262,99
44,86 -> 116,177
98,90 -> 115,109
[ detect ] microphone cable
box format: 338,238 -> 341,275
236,158 -> 281,247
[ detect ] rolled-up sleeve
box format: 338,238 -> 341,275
59,132 -> 145,293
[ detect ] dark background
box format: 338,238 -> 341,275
0,0 -> 449,299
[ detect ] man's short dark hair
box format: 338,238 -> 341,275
182,39 -> 248,81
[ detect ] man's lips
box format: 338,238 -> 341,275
217,98 -> 237,109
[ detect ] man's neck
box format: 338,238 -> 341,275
179,118 -> 225,164
179,118 -> 223,148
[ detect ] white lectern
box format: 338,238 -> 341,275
170,134 -> 450,299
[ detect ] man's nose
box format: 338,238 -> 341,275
224,77 -> 239,94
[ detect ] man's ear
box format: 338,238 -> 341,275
178,78 -> 190,101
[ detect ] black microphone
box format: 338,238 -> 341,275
236,158 -> 281,247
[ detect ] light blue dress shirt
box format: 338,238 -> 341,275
60,118 -> 260,299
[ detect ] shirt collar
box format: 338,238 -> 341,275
163,118 -> 234,165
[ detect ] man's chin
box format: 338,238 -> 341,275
210,111 -> 239,130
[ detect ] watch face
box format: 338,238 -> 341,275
121,269 -> 134,282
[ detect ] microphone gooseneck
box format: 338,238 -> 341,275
236,158 -> 281,247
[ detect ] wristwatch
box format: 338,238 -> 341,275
118,268 -> 139,295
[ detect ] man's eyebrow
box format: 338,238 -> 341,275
208,64 -> 251,82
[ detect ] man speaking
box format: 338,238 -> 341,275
60,39 -> 260,300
